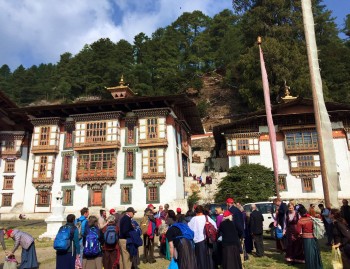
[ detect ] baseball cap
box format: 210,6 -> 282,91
223,210 -> 232,217
148,204 -> 154,209
176,208 -> 181,213
126,207 -> 137,214
226,198 -> 234,204
109,208 -> 116,214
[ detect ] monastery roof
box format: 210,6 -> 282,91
213,97 -> 350,137
9,94 -> 204,135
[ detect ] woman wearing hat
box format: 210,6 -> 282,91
6,229 -> 38,269
218,210 -> 242,269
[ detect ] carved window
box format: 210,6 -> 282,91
3,176 -> 14,190
37,190 -> 51,206
301,177 -> 313,192
285,131 -> 318,151
62,187 -> 74,206
90,190 -> 103,206
86,122 -> 107,143
149,149 -> 157,173
61,155 -> 72,182
278,174 -> 287,191
5,141 -> 15,151
227,137 -> 259,154
290,155 -> 320,170
78,150 -> 115,174
237,139 -> 249,150
39,127 -> 50,146
1,193 -> 12,207
147,118 -> 158,139
39,156 -> 48,179
182,155 -> 189,177
125,151 -> 134,178
147,185 -> 159,203
121,184 -> 132,204
64,131 -> 73,149
240,156 -> 249,165
4,160 -> 15,172
126,123 -> 135,145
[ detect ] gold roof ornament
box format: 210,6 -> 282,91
106,75 -> 136,99
281,81 -> 297,103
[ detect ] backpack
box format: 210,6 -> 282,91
53,225 -> 75,251
204,215 -> 218,244
75,218 -> 86,239
83,227 -> 101,257
311,217 -> 325,240
140,216 -> 149,235
104,225 -> 118,245
172,222 -> 194,241
275,226 -> 283,239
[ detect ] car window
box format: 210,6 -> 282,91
256,203 -> 276,214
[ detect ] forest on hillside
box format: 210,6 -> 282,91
0,0 -> 349,111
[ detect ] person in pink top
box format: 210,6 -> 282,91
296,206 -> 323,269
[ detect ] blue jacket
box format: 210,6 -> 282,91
75,215 -> 88,240
126,230 -> 143,257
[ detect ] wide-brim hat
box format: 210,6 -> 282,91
126,207 -> 137,213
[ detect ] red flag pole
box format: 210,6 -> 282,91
258,37 -> 280,199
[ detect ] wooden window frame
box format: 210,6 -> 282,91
125,151 -> 135,178
39,127 -> 50,146
86,122 -> 107,143
278,174 -> 287,191
240,155 -> 249,165
3,176 -> 14,190
285,131 -> 318,151
39,156 -> 48,179
147,118 -> 158,139
146,184 -> 160,204
64,131 -> 74,149
120,184 -> 133,205
126,123 -> 136,145
290,155 -> 320,171
61,155 -> 72,182
149,149 -> 158,173
5,141 -> 15,151
36,190 -> 51,207
78,150 -> 115,173
88,186 -> 105,207
1,193 -> 12,207
301,177 -> 314,193
62,186 -> 75,206
4,160 -> 15,173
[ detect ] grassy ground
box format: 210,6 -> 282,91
0,220 -> 333,269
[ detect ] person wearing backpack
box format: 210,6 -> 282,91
165,210 -> 197,269
101,215 -> 119,269
188,205 -> 217,269
82,215 -> 104,269
142,207 -> 157,264
296,207 -> 323,269
55,214 -> 80,269
76,207 -> 89,265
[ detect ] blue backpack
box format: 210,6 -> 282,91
104,225 -> 118,245
83,227 -> 101,257
171,222 -> 194,241
53,225 -> 75,251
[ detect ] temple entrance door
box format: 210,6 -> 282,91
91,190 -> 102,206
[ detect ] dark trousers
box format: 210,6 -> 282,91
143,235 -> 155,262
253,234 -> 264,257
324,221 -> 333,244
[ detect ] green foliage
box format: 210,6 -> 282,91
215,164 -> 275,204
187,190 -> 201,210
1,6 -> 349,108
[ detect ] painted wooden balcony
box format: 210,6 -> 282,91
31,144 -> 59,154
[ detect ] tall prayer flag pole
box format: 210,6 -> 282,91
301,0 -> 338,208
258,37 -> 280,199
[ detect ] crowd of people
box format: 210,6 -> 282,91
0,197 -> 348,269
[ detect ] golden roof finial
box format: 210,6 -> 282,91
119,75 -> 125,86
281,81 -> 297,103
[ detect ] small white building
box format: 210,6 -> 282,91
213,97 -> 350,203
0,79 -> 203,218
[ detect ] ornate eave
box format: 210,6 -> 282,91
133,108 -> 170,118
227,150 -> 260,156
0,132 -> 26,141
225,132 -> 260,139
142,177 -> 165,185
138,140 -> 168,148
31,146 -> 59,155
71,111 -> 124,122
30,117 -> 62,126
122,147 -> 139,152
61,151 -> 75,157
74,142 -> 120,151
64,119 -> 75,131
76,177 -> 116,187
32,179 -> 53,188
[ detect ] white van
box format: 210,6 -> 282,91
243,201 -> 276,237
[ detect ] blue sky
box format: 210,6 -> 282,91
0,0 -> 348,71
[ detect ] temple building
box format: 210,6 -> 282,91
0,78 -> 203,217
213,94 -> 350,202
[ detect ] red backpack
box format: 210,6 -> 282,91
204,215 -> 218,244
